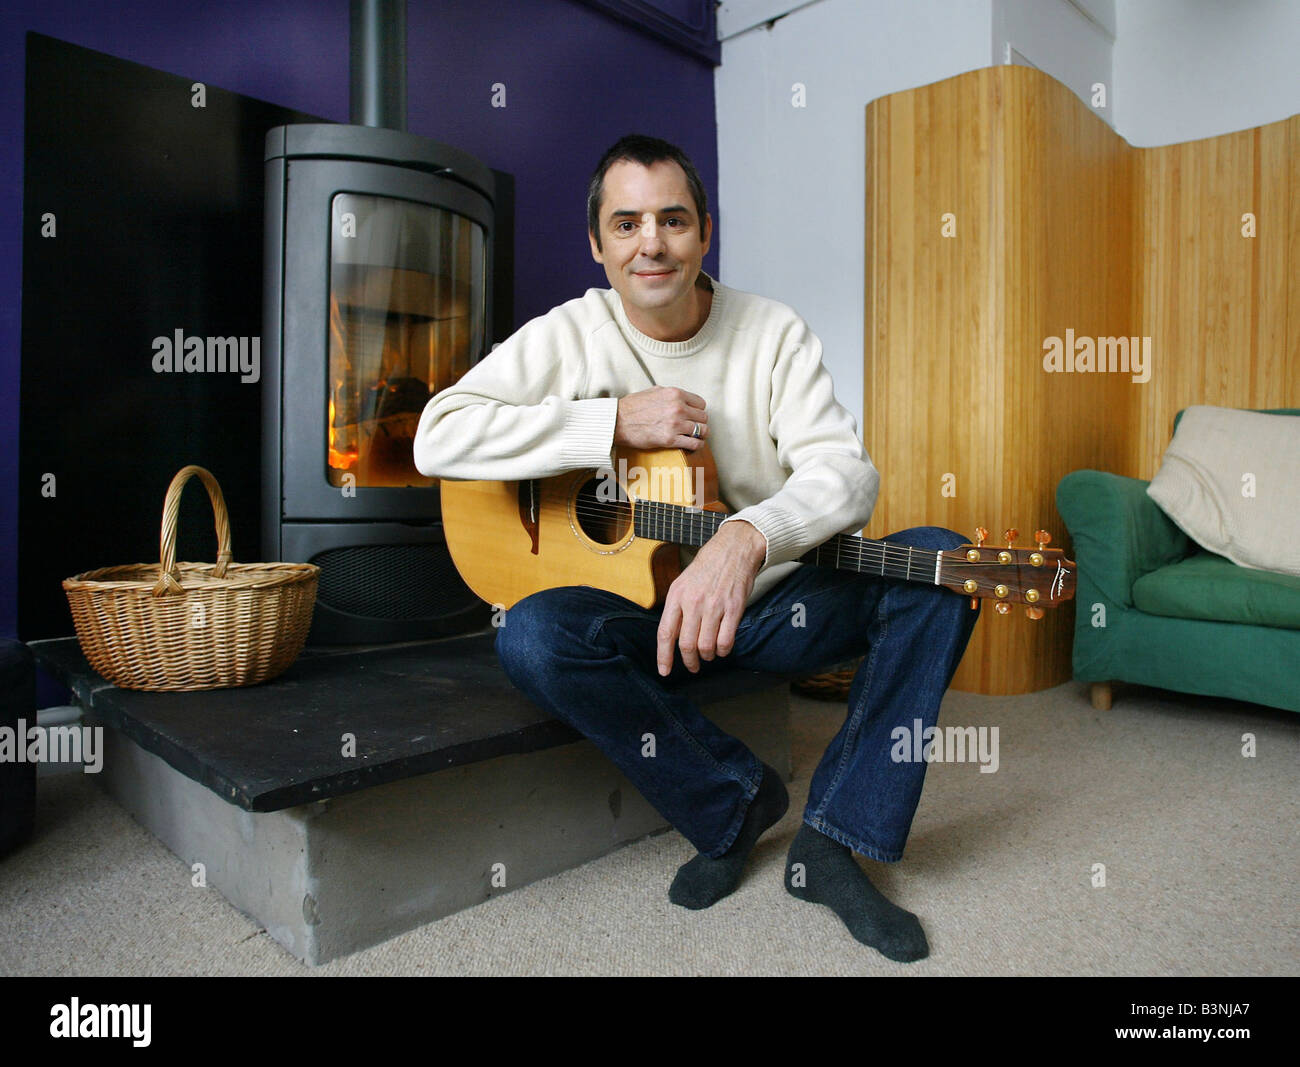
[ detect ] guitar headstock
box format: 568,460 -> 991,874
937,527 -> 1076,618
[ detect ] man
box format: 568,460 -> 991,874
414,134 -> 977,963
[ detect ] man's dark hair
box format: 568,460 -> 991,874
586,134 -> 709,250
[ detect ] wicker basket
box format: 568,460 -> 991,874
63,465 -> 319,691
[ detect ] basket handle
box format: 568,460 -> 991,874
151,465 -> 234,596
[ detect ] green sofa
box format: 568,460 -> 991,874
1056,408 -> 1300,714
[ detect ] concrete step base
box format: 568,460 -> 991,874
96,687 -> 791,965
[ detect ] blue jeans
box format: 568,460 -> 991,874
496,527 -> 979,862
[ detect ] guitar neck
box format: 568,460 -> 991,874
632,500 -> 940,586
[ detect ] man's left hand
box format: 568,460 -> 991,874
657,520 -> 767,676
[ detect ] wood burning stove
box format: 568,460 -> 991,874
261,1 -> 511,643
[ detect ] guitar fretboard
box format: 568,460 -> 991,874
631,499 -> 942,585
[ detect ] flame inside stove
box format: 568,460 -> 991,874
328,391 -> 357,471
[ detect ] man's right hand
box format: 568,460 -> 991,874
613,386 -> 709,451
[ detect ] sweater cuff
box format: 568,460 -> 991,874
723,504 -> 805,568
561,397 -> 618,468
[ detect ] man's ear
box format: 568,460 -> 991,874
588,229 -> 604,264
700,212 -> 713,257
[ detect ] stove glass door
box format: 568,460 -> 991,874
328,193 -> 486,488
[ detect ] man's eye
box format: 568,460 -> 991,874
616,221 -> 637,233
665,217 -> 685,228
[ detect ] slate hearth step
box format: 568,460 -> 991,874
30,633 -> 787,811
27,632 -> 792,965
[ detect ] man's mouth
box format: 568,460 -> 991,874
634,268 -> 675,278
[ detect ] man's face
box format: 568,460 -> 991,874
588,159 -> 712,325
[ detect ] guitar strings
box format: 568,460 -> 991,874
567,498 -> 933,571
570,499 -> 933,567
563,497 -> 1034,594
570,497 -> 995,572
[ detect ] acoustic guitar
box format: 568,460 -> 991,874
439,444 -> 1075,617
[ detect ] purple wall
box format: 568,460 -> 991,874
0,0 -> 719,643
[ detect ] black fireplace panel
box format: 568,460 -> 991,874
18,33 -> 326,643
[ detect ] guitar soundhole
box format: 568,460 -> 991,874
573,476 -> 632,546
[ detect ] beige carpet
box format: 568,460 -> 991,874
1,681 -> 1296,976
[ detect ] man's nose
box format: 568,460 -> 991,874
638,212 -> 662,252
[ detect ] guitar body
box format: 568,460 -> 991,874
441,442 -> 1075,617
439,446 -> 722,610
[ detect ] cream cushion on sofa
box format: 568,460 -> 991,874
1146,406 -> 1300,578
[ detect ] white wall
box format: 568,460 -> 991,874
715,0 -> 992,433
1113,0 -> 1300,146
993,0 -> 1115,121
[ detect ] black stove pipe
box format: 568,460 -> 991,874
350,0 -> 407,130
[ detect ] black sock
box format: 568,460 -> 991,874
785,823 -> 929,962
668,763 -> 789,910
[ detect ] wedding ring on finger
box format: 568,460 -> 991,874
691,422 -> 702,439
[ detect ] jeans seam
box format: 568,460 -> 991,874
583,611 -> 647,643
809,591 -> 890,823
804,813 -> 902,863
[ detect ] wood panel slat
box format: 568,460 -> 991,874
1132,115 -> 1298,477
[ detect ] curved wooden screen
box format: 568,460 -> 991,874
865,65 -> 1299,694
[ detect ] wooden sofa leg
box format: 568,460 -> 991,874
1090,682 -> 1113,711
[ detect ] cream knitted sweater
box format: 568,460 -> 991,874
413,275 -> 880,605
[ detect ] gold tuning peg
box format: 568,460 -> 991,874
1034,529 -> 1052,551
974,526 -> 988,548
1025,606 -> 1045,620
1003,527 -> 1019,548
994,601 -> 1011,615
